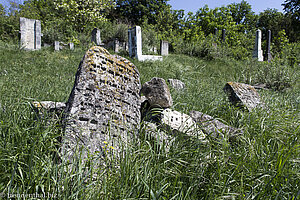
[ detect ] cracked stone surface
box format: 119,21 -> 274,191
141,77 -> 173,108
189,110 -> 243,139
63,46 -> 141,160
223,82 -> 264,111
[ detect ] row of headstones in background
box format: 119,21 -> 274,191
214,28 -> 272,62
20,17 -> 42,50
128,26 -> 163,61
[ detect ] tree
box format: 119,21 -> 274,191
111,0 -> 170,25
282,0 -> 300,41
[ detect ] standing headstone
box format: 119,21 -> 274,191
20,17 -> 41,50
91,28 -> 102,46
63,46 -> 141,161
266,30 -> 272,62
222,29 -> 226,43
160,40 -> 169,56
223,82 -> 265,111
128,26 -> 162,61
253,29 -> 264,61
69,43 -> 74,50
54,41 -> 60,51
214,28 -> 218,36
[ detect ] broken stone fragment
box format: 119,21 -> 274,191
223,82 -> 265,111
161,108 -> 206,140
168,79 -> 185,90
189,110 -> 243,139
141,77 -> 173,108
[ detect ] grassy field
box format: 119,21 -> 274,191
0,41 -> 299,199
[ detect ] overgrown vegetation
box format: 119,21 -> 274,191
0,0 -> 299,199
0,40 -> 299,199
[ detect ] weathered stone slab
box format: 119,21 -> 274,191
223,82 -> 264,111
63,46 -> 141,160
189,110 -> 243,139
161,109 -> 206,140
128,26 -> 163,62
20,17 -> 41,50
160,40 -> 169,56
168,79 -> 185,90
91,28 -> 102,46
141,77 -> 173,108
31,101 -> 66,124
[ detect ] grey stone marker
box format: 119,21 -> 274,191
69,43 -> 74,50
253,29 -> 263,61
160,40 -> 169,56
222,29 -> 226,42
223,82 -> 265,111
141,77 -> 173,108
266,30 -> 272,62
54,41 -> 60,51
189,110 -> 243,140
128,26 -> 162,61
167,79 -> 185,90
63,46 -> 141,161
91,28 -> 101,45
20,17 -> 41,50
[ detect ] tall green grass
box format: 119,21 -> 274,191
0,41 -> 299,199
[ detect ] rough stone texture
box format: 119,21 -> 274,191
189,110 -> 242,139
223,82 -> 264,111
20,17 -> 41,50
128,26 -> 162,62
160,40 -> 169,56
253,29 -> 263,61
168,79 -> 185,90
91,28 -> 102,46
141,77 -> 173,108
161,109 -> 206,140
63,46 -> 141,160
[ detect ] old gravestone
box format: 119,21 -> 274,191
20,17 -> 41,50
128,26 -> 162,62
160,40 -> 169,56
223,82 -> 264,111
63,46 -> 141,161
266,30 -> 272,62
91,28 -> 102,46
253,29 -> 263,61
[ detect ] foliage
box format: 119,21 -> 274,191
0,43 -> 299,199
111,0 -> 170,25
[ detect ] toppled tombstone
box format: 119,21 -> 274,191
161,109 -> 206,140
20,17 -> 41,50
63,46 -> 141,161
168,79 -> 185,90
189,110 -> 242,140
223,82 -> 264,111
142,121 -> 174,151
141,77 -> 173,108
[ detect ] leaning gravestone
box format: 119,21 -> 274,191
20,17 -> 41,50
63,46 -> 141,161
223,82 -> 264,111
